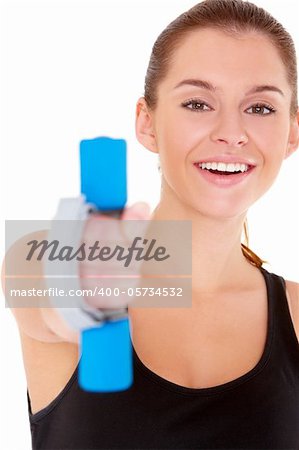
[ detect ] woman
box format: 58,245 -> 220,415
7,0 -> 299,448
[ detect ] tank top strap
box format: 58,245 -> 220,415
260,266 -> 299,362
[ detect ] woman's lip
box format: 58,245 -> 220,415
193,163 -> 256,187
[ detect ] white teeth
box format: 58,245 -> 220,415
226,163 -> 235,172
199,162 -> 249,173
217,162 -> 226,171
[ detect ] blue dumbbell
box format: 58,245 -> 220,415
78,136 -> 133,392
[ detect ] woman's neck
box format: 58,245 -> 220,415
150,191 -> 256,297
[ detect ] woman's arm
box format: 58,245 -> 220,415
2,201 -> 151,344
2,230 -> 79,344
2,230 -> 81,416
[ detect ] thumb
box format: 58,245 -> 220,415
120,202 -> 151,245
121,202 -> 151,220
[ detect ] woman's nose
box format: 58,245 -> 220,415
210,114 -> 248,147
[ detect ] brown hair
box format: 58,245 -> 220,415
144,0 -> 298,268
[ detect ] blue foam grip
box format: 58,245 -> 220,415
79,319 -> 133,392
79,136 -> 132,392
80,137 -> 127,211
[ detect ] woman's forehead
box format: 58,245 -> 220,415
161,28 -> 289,93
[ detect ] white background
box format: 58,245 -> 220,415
1,0 -> 298,448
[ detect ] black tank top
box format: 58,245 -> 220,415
27,267 -> 299,449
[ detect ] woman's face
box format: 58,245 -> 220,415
136,28 -> 299,219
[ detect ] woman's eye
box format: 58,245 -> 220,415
245,104 -> 276,115
181,100 -> 212,112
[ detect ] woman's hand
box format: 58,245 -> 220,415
79,202 -> 151,309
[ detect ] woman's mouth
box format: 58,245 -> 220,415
193,161 -> 256,187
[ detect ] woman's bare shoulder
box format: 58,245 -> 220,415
285,279 -> 299,342
19,330 -> 79,415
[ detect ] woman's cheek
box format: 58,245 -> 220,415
249,116 -> 286,155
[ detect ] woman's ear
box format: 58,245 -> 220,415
135,97 -> 159,154
285,110 -> 299,159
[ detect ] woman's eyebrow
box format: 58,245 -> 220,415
245,85 -> 285,97
173,79 -> 216,91
173,79 -> 284,97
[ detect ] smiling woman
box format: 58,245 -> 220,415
6,1 -> 299,449
139,9 -> 298,272
134,0 -> 299,447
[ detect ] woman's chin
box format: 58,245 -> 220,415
188,201 -> 248,221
